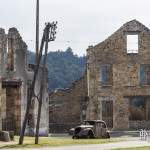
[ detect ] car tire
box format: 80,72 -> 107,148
104,132 -> 110,139
72,136 -> 78,139
107,132 -> 110,138
87,130 -> 94,139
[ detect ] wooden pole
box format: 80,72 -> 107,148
35,25 -> 49,144
35,22 -> 57,144
35,0 -> 39,63
19,28 -> 45,145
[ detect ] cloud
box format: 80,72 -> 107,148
0,0 -> 150,55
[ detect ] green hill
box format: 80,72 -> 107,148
27,47 -> 86,92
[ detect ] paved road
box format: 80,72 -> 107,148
3,139 -> 150,150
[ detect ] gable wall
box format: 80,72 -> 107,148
86,20 -> 150,129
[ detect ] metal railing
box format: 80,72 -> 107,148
129,121 -> 150,130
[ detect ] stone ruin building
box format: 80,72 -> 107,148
49,20 -> 150,132
0,28 -> 49,135
86,20 -> 150,130
49,75 -> 88,133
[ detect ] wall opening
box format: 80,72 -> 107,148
99,97 -> 113,128
129,96 -> 146,121
140,64 -> 150,85
100,65 -> 113,86
127,34 -> 138,54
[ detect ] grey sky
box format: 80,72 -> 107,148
0,0 -> 150,56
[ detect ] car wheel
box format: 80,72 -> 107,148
72,135 -> 78,139
72,136 -> 75,139
104,132 -> 110,139
87,131 -> 94,139
106,132 -> 110,138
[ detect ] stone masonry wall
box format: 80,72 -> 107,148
31,66 -> 49,136
0,80 -> 2,130
49,75 -> 87,133
7,28 -> 28,133
0,29 -> 7,77
87,20 -> 150,130
0,80 -> 6,130
0,27 -> 49,135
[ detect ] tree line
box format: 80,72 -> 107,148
27,47 -> 86,92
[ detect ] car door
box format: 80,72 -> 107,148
95,122 -> 102,137
96,122 -> 107,138
101,122 -> 107,137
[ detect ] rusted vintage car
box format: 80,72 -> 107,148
72,120 -> 110,139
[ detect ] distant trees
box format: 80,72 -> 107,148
27,47 -> 86,92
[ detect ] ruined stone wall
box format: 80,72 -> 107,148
33,67 -> 49,136
7,28 -> 28,132
0,28 -> 7,130
27,65 -> 49,136
0,80 -> 3,130
0,29 -> 7,77
49,75 -> 87,133
0,27 -> 49,135
2,83 -> 21,134
8,28 -> 27,75
87,20 -> 150,130
0,80 -> 6,130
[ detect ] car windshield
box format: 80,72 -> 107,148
83,121 -> 95,125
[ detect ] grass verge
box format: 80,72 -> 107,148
0,136 -> 123,149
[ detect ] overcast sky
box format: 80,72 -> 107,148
0,0 -> 150,56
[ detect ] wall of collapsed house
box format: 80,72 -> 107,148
86,20 -> 150,130
0,79 -> 6,130
0,28 -> 49,135
0,28 -> 7,131
49,75 -> 88,133
28,64 -> 49,136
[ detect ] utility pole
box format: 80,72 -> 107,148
19,1 -> 40,144
19,0 -> 57,144
36,0 -> 39,63
19,22 -> 57,145
19,27 -> 45,145
35,22 -> 57,144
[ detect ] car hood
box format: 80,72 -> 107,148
77,125 -> 93,128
